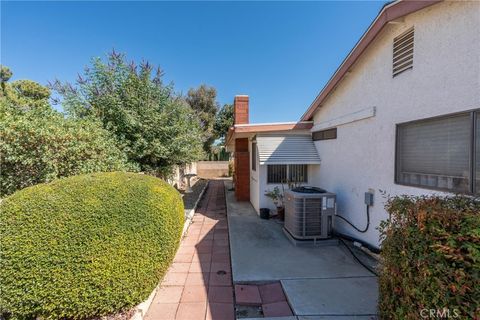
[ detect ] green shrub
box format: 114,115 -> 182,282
379,195 -> 480,319
0,101 -> 138,196
0,172 -> 184,319
52,52 -> 205,175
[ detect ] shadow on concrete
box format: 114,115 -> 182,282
193,180 -> 235,320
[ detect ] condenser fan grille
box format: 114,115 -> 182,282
284,190 -> 335,240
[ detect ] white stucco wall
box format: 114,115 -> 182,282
259,165 -> 281,212
250,139 -> 260,213
309,1 -> 480,248
258,164 -> 319,213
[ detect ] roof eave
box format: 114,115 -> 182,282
233,122 -> 313,133
226,121 -> 313,148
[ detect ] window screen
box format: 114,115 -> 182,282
267,164 -> 308,184
396,113 -> 471,193
252,142 -> 256,171
289,164 -> 308,183
313,128 -> 337,141
267,165 -> 287,183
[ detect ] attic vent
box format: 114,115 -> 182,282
393,27 -> 414,77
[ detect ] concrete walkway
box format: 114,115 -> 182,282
145,180 -> 234,320
225,180 -> 378,319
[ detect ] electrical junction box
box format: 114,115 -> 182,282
364,192 -> 374,206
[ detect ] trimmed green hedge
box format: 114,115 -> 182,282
379,195 -> 480,319
0,172 -> 184,319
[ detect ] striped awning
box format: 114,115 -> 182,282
256,135 -> 321,165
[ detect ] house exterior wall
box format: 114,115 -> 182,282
247,130 -> 316,214
309,1 -> 480,248
259,164 -> 277,212
250,139 -> 260,212
259,164 -> 319,213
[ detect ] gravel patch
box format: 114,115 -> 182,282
181,178 -> 208,211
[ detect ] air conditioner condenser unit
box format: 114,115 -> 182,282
284,187 -> 336,240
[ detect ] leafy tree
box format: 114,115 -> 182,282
11,79 -> 50,100
214,103 -> 234,143
51,52 -> 205,176
0,67 -> 136,196
185,84 -> 219,154
0,65 -> 50,110
1,65 -> 13,91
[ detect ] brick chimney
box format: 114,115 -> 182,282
233,95 -> 250,201
234,95 -> 249,125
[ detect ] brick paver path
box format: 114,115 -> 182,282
145,180 -> 234,320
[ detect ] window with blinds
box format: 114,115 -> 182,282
267,164 -> 308,184
393,27 -> 414,77
396,110 -> 480,194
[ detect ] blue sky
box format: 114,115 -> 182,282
1,1 -> 386,123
